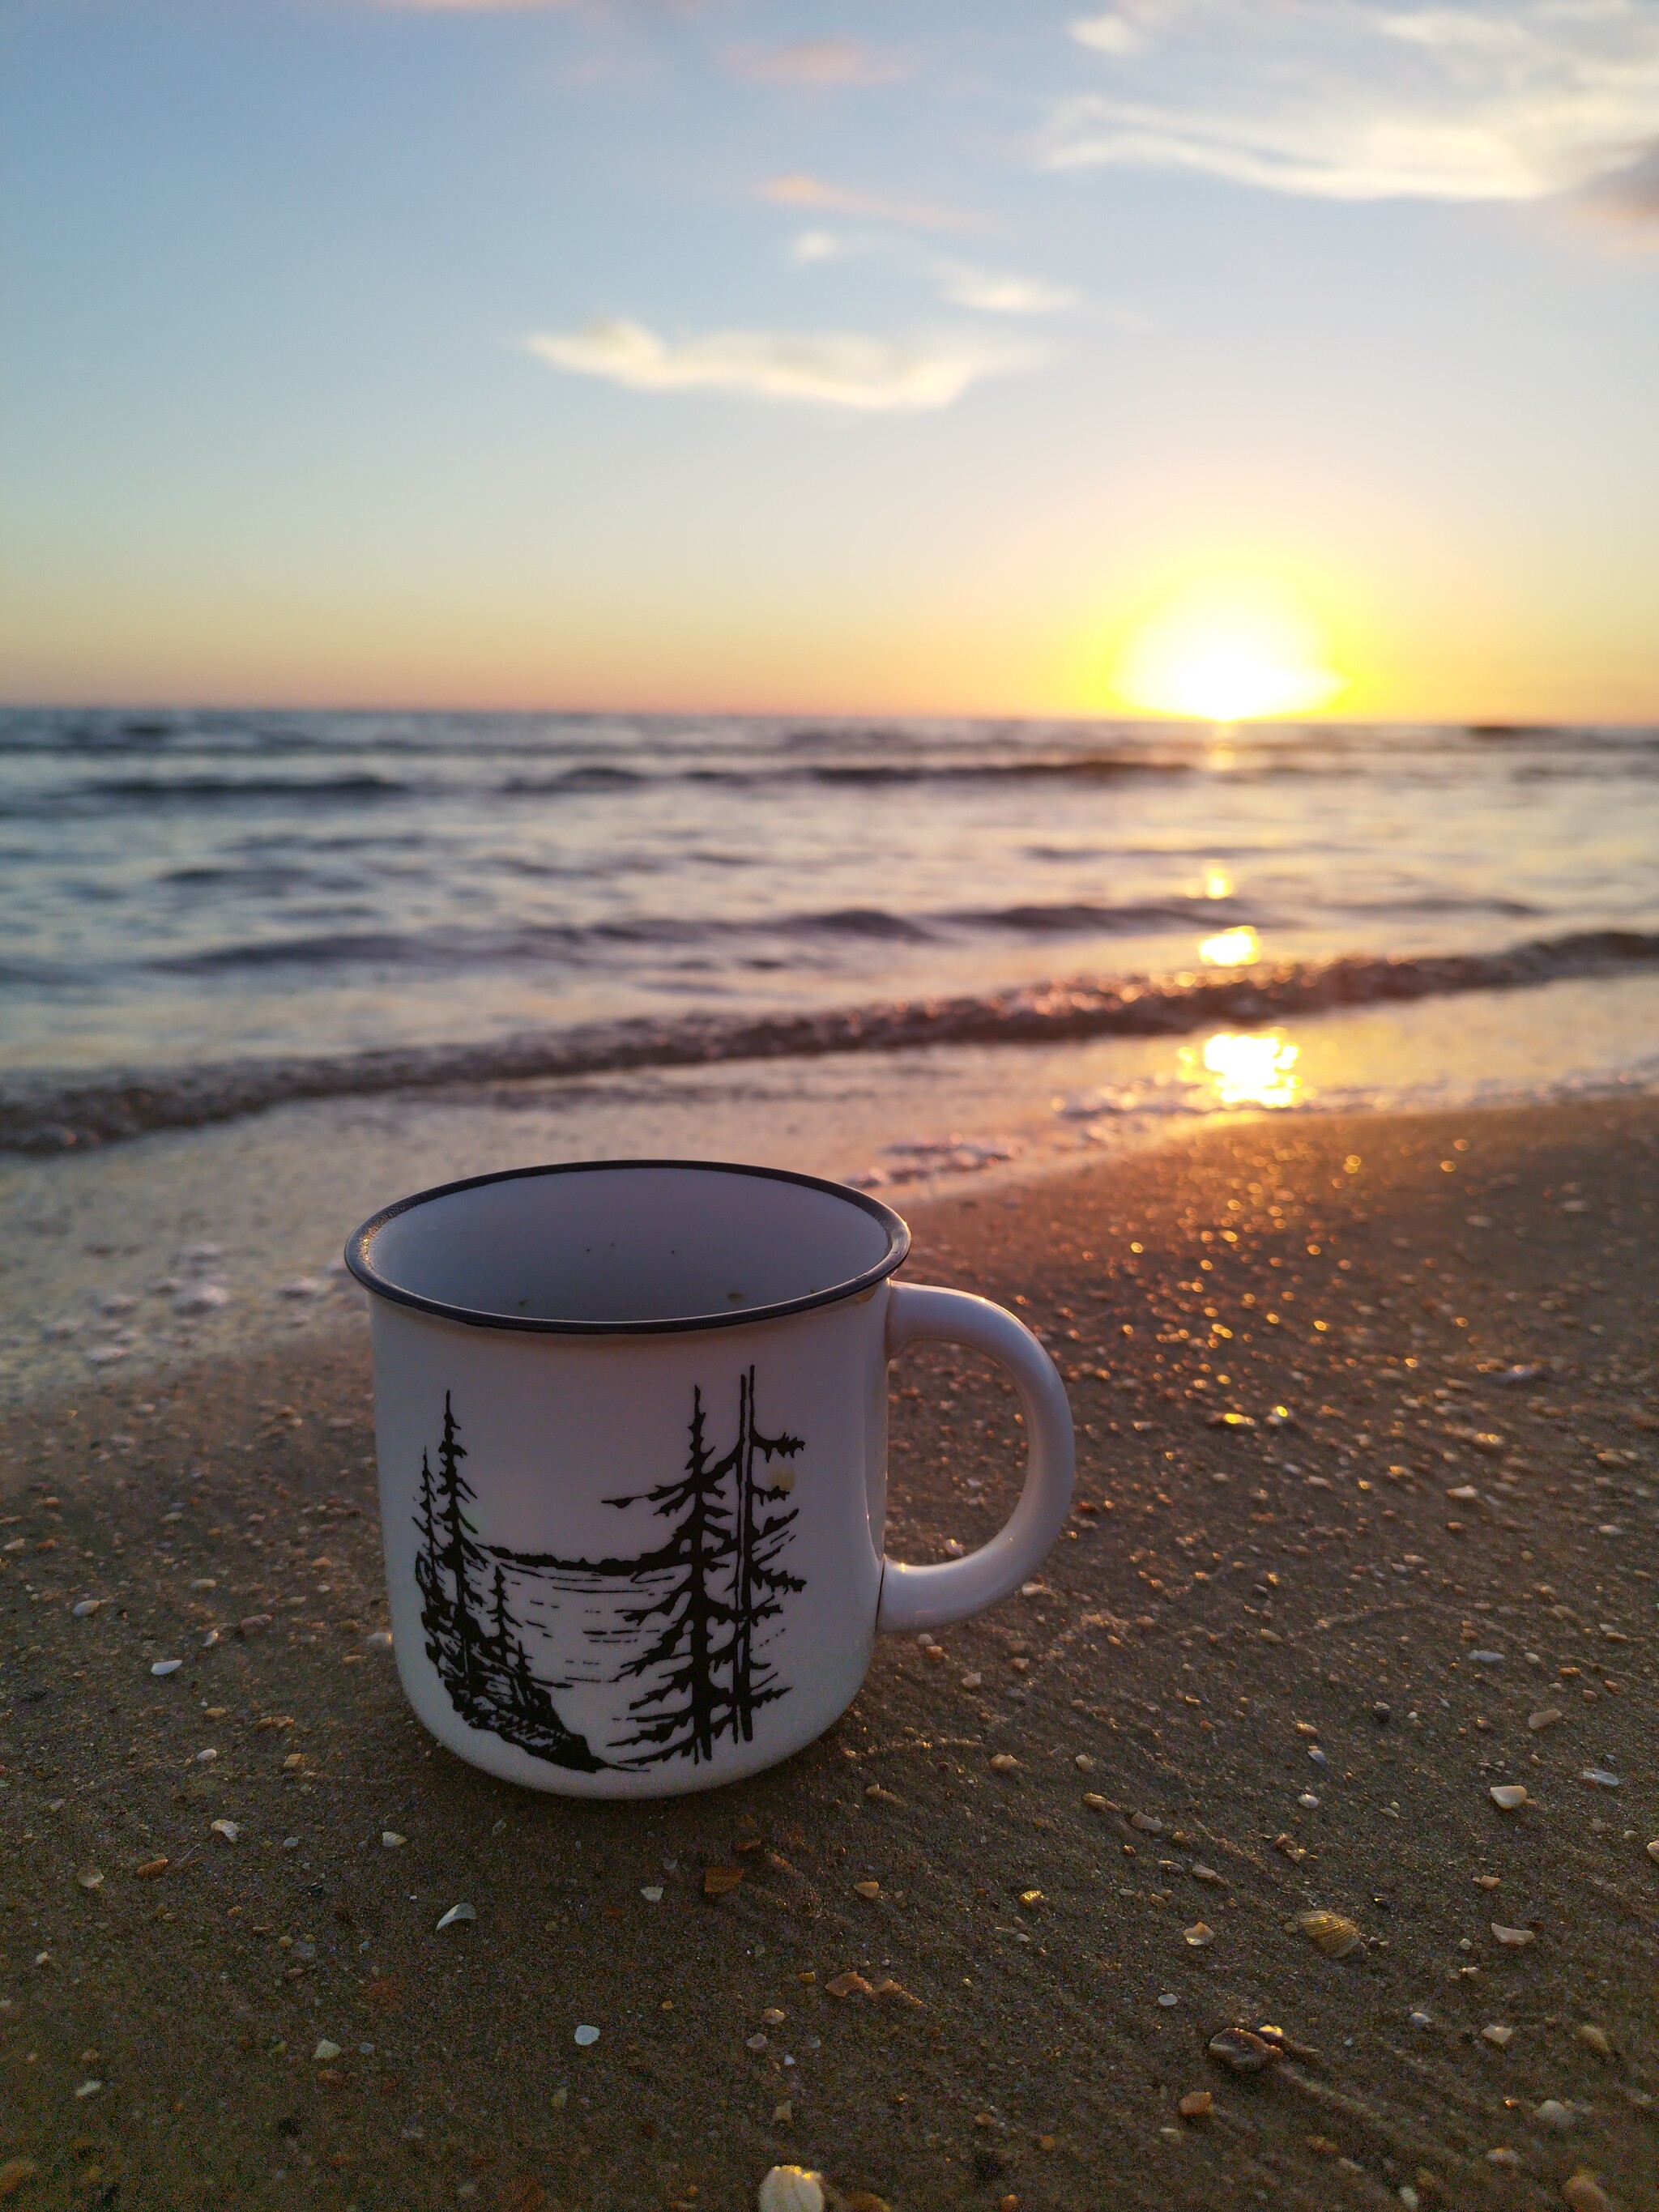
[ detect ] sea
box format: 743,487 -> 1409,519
2,708 -> 1657,1392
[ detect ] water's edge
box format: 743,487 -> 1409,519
6,926 -> 1657,1155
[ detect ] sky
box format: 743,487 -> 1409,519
2,0 -> 1657,720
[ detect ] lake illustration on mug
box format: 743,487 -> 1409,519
411,1372 -> 806,1771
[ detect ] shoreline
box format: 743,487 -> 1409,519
2,1093 -> 1655,2207
4,966 -> 1657,1407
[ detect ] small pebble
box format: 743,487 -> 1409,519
1491,1924 -> 1534,1947
1075,1754 -> 1096,1771
70,1599 -> 104,1618
1130,1812 -> 1165,1834
1528,1708 -> 1564,1732
989,1753 -> 1019,1772
1178,2090 -> 1213,2119
573,2023 -> 599,2047
237,1614 -> 273,1639
1469,1650 -> 1504,1666
74,2079 -> 103,2099
75,1868 -> 104,1891
280,1278 -> 321,1299
1481,2023 -> 1515,2048
1577,2023 -> 1613,2057
1183,1922 -> 1216,1946
1157,1992 -> 1180,2007
381,1831 -> 407,1849
1534,2099 -> 1574,2132
150,1660 -> 183,1677
1562,2172 -> 1615,2212
1580,1768 -> 1621,1790
313,2039 -> 342,2063
1487,2147 -> 1522,2168
1646,1839 -> 1659,1863
365,1630 -> 393,1651
195,1748 -> 217,1764
1297,1792 -> 1320,1809
961,1672 -> 983,1690
210,1819 -> 239,1843
1410,2011 -> 1433,2029
175,1283 -> 231,1314
434,1903 -> 476,1931
640,1886 -> 663,1903
853,1880 -> 881,1900
757,2170 -> 825,2212
1490,1785 -> 1529,1810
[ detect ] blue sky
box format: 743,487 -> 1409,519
3,0 -> 1657,716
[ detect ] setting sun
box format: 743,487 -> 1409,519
1110,573 -> 1347,722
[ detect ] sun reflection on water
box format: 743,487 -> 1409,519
1199,924 -> 1258,966
1181,1029 -> 1302,1109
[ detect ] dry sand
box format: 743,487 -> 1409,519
1,1094 -> 1656,2211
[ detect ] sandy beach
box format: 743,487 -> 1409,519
2,1093 -> 1656,2212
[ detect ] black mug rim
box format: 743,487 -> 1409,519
344,1157 -> 912,1336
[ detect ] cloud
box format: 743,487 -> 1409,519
761,173 -> 964,231
789,228 -> 1077,314
727,37 -> 906,89
934,261 -> 1078,314
1049,1 -> 1659,203
525,319 -> 1033,410
1576,136 -> 1659,237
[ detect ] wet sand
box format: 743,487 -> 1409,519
2,1094 -> 1656,2211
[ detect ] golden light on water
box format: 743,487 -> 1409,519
1181,1029 -> 1302,1109
1204,870 -> 1233,900
1111,573 -> 1347,722
1199,924 -> 1258,967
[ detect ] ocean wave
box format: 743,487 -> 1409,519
128,895 -> 1264,975
6,926 -> 1657,1155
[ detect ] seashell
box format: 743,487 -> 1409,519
1207,2027 -> 1280,2073
758,2167 -> 826,2212
1296,1909 -> 1362,1958
434,1902 -> 476,1931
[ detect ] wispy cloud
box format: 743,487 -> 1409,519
727,37 -> 906,89
790,228 -> 1077,315
1051,1 -> 1659,203
761,173 -> 965,232
525,319 -> 1033,411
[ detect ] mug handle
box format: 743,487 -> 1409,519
876,1282 -> 1075,1634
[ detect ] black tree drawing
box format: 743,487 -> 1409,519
601,1367 -> 804,1767
411,1372 -> 806,1774
412,1392 -> 603,1771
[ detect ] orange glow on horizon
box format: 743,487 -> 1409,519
1109,573 -> 1348,722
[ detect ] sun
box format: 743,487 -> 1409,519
1109,572 -> 1347,722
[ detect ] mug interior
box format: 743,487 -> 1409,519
349,1160 -> 906,1332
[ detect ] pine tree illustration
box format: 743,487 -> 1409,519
412,1395 -> 603,1771
603,1383 -> 742,1767
728,1366 -> 805,1742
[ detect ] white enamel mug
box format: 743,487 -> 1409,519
346,1160 -> 1073,1797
